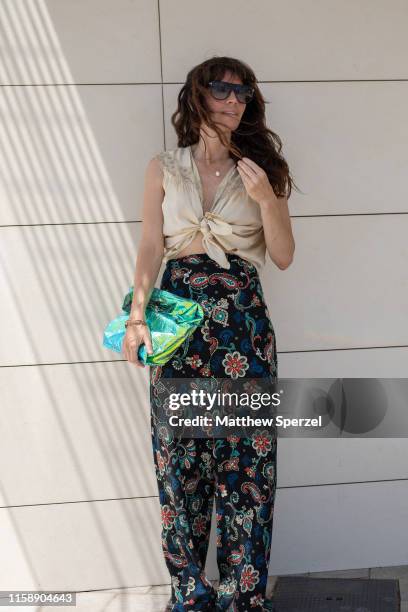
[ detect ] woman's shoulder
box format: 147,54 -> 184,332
152,147 -> 191,182
153,146 -> 189,167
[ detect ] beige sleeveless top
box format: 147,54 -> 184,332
155,145 -> 266,272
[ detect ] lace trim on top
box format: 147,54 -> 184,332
155,150 -> 196,191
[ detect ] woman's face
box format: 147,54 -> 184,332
203,70 -> 247,132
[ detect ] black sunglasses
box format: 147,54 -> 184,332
207,80 -> 254,104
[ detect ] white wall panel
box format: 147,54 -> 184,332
159,0 -> 408,82
278,347 -> 408,378
163,82 -> 408,216
2,363 -> 407,506
0,84 -> 163,225
261,214 -> 408,352
1,479 -> 407,588
0,223 -> 166,366
2,218 -> 406,364
261,81 -> 408,216
1,0 -> 161,85
0,497 -> 170,590
2,81 -> 406,224
269,478 -> 408,575
0,363 -> 156,506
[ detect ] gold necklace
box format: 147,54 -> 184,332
192,149 -> 231,177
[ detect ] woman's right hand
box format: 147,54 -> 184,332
122,323 -> 153,368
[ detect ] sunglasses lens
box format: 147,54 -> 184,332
237,88 -> 254,103
209,81 -> 254,103
210,81 -> 230,100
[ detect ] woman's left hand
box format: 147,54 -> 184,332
236,157 -> 276,206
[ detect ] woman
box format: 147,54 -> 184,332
123,56 -> 296,611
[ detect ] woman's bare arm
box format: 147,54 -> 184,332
129,156 -> 165,321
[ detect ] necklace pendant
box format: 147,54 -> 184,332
215,170 -> 220,177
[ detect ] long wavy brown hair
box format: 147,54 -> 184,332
171,55 -> 299,199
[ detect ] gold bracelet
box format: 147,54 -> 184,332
125,319 -> 148,328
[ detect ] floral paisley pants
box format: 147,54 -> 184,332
149,253 -> 278,611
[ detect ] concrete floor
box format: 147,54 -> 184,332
63,564 -> 408,611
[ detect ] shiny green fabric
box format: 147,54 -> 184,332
102,286 -> 204,366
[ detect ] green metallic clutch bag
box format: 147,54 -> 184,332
102,286 -> 204,366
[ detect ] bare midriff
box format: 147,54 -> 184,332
176,234 -> 206,258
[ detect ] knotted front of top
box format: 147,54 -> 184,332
198,211 -> 234,268
155,146 -> 267,272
